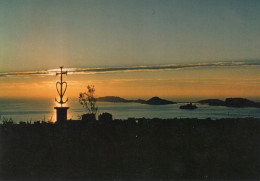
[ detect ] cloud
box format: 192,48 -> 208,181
0,61 -> 259,78
0,70 -> 51,77
67,61 -> 260,75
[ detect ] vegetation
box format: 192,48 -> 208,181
0,115 -> 14,125
0,117 -> 259,180
79,85 -> 98,117
98,112 -> 113,122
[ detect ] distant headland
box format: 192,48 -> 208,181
97,96 -> 260,108
97,96 -> 176,105
198,98 -> 260,108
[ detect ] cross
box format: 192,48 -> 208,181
55,66 -> 68,107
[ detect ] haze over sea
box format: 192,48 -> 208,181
1,98 -> 260,123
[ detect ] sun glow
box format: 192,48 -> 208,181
0,64 -> 260,101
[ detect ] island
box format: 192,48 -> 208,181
198,98 -> 260,108
97,96 -> 176,105
197,99 -> 225,106
97,96 -> 130,103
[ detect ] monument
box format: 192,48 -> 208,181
54,66 -> 69,122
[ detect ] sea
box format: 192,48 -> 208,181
1,98 -> 260,123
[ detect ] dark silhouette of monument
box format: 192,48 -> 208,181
54,66 -> 69,122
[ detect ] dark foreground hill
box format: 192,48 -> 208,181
1,118 -> 260,180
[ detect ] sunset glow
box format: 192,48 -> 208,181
0,64 -> 260,101
0,0 -> 260,101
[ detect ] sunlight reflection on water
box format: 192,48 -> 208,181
0,99 -> 260,123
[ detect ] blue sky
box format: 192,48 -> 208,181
0,0 -> 260,72
0,0 -> 260,100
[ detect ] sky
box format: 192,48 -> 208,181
0,0 -> 260,101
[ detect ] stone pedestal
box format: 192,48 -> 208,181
54,107 -> 69,122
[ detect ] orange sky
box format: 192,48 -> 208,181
0,65 -> 260,101
1,1 -> 260,102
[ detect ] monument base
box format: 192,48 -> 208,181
54,107 -> 69,122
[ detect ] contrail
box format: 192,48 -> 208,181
0,61 -> 259,78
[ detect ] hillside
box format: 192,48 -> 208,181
1,118 -> 259,180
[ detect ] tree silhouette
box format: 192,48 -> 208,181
79,85 -> 98,117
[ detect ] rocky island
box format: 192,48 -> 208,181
198,98 -> 260,108
97,96 -> 130,103
97,96 -> 176,105
198,99 -> 225,106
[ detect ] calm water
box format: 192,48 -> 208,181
0,99 -> 260,123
